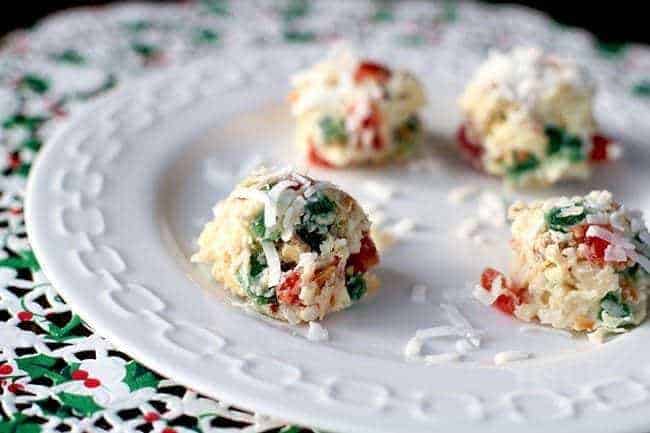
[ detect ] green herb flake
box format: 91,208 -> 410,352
545,124 -> 584,162
347,273 -> 367,301
393,115 -> 421,157
506,153 -> 540,179
250,211 -> 279,241
237,251 -> 276,305
251,212 -> 266,239
249,252 -> 266,279
545,206 -> 586,232
319,116 -> 347,145
297,191 -> 337,252
600,292 -> 631,319
305,191 -> 336,215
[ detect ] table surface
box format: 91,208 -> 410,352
2,1 -> 650,433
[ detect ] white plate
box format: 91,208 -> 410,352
25,54 -> 650,433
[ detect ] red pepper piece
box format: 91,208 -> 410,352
347,234 -> 379,274
354,61 -> 391,84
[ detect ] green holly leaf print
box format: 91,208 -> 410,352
279,426 -> 302,433
60,362 -> 81,382
397,34 -> 425,46
74,74 -> 117,100
122,361 -> 160,391
131,42 -> 160,60
16,163 -> 31,177
0,251 -> 41,272
123,20 -> 152,33
47,315 -> 83,342
2,114 -> 47,131
633,80 -> 650,97
0,413 -> 41,433
283,0 -> 309,22
15,354 -> 66,384
193,28 -> 220,44
18,75 -> 50,94
53,49 -> 86,65
22,136 -> 42,152
442,0 -> 458,22
56,392 -> 103,417
283,30 -> 316,43
201,0 -> 229,16
596,40 -> 627,59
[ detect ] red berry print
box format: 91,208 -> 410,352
8,383 -> 23,393
83,378 -> 101,388
17,311 -> 32,322
143,412 -> 160,423
0,364 -> 13,375
7,153 -> 20,169
71,369 -> 89,380
162,428 -> 177,433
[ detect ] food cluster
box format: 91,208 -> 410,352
195,45 -> 648,342
458,47 -> 619,186
192,168 -> 379,323
475,191 -> 650,340
289,46 -> 426,167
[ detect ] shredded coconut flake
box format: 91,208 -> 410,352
307,322 -> 329,341
634,252 -> 650,273
235,188 -> 277,228
604,244 -> 628,263
472,284 -> 496,306
410,284 -> 428,304
415,326 -> 465,339
447,185 -> 479,204
261,241 -> 282,286
388,218 -> 416,238
422,352 -> 463,364
363,180 -> 395,202
404,337 -> 423,359
558,205 -> 584,218
519,325 -> 573,338
456,217 -> 480,239
455,339 -> 476,354
494,351 -> 531,365
477,191 -> 507,228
